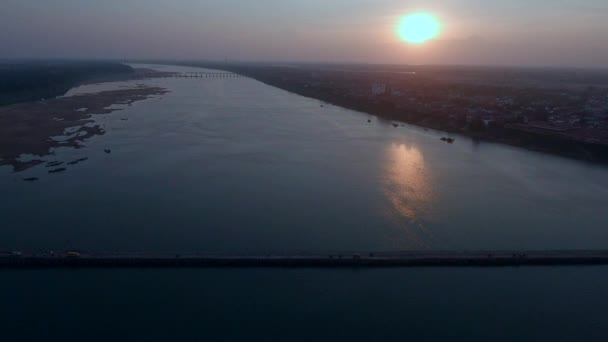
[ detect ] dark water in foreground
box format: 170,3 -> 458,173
1,64 -> 607,253
2,267 -> 608,341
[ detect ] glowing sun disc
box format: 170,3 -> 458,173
399,13 -> 440,44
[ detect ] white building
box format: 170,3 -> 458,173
371,83 -> 386,96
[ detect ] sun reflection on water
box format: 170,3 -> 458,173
383,143 -> 436,245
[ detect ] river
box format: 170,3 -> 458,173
1,63 -> 607,253
2,64 -> 608,341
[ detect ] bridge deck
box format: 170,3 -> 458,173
3,251 -> 608,268
133,72 -> 243,79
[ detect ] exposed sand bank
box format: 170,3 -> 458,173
0,85 -> 169,172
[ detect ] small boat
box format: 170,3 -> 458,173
48,168 -> 66,174
46,161 -> 63,167
67,157 -> 89,166
446,138 -> 455,143
65,251 -> 81,258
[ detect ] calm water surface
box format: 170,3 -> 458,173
1,64 -> 607,253
2,267 -> 608,341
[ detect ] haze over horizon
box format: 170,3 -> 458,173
2,0 -> 608,68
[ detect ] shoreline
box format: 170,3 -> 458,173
0,84 -> 169,172
183,63 -> 608,164
0,62 -> 134,107
253,77 -> 608,164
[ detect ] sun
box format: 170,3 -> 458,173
398,13 -> 441,44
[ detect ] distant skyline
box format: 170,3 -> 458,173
2,0 -> 608,67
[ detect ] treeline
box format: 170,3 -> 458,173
0,60 -> 133,106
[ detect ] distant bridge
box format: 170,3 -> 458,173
132,72 -> 243,79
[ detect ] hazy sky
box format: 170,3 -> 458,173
2,0 -> 608,67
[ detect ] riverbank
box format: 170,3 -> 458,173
0,61 -> 135,106
183,63 -> 608,164
0,84 -> 169,172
